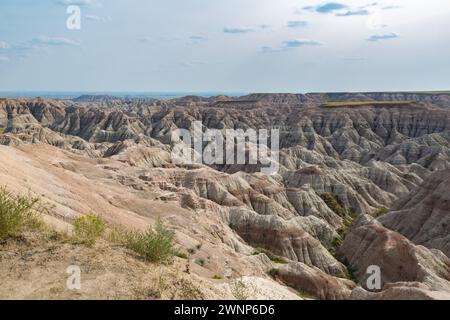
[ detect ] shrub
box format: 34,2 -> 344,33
125,219 -> 176,263
375,207 -> 389,217
332,237 -> 343,248
213,275 -> 223,280
194,258 -> 206,266
253,247 -> 288,264
174,251 -> 188,259
230,279 -> 256,300
321,193 -> 347,217
268,268 -> 280,278
0,188 -> 44,240
73,214 -> 106,246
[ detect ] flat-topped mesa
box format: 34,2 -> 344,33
308,91 -> 450,109
319,101 -> 416,108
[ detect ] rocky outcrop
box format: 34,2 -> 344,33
380,170 -> 450,256
351,282 -> 450,300
275,262 -> 356,300
339,216 -> 450,292
227,208 -> 346,277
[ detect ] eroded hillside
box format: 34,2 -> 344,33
0,93 -> 449,300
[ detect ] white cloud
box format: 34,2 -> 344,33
262,39 -> 322,52
0,41 -> 10,49
366,33 -> 400,42
223,25 -> 270,34
57,0 -> 93,6
85,15 -> 111,22
287,21 -> 309,28
31,36 -> 80,46
223,27 -> 256,34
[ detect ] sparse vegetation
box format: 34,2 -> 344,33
0,188 -> 44,240
230,278 -> 256,300
253,247 -> 288,264
212,274 -> 223,280
375,207 -> 390,217
321,193 -> 347,217
174,251 -> 189,259
268,268 -> 280,278
332,237 -> 343,248
194,258 -> 206,266
125,219 -> 176,263
344,268 -> 358,282
297,291 -> 317,300
73,214 -> 106,246
0,128 -> 5,135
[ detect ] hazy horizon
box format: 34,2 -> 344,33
2,89 -> 450,101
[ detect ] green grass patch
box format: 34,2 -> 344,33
253,247 -> 288,264
0,128 -> 5,135
375,207 -> 390,217
174,250 -> 189,259
320,193 -> 347,217
321,101 -> 414,108
0,188 -> 44,240
410,90 -> 450,95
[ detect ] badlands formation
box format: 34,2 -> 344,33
0,92 -> 449,300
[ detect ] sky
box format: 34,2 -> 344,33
0,0 -> 449,93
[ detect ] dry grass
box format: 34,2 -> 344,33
73,214 -> 106,246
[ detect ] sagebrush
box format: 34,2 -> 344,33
0,188 -> 44,240
125,219 -> 176,263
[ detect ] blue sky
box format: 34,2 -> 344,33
0,0 -> 449,93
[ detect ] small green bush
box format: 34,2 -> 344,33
125,219 -> 176,263
0,188 -> 44,240
253,247 -> 288,264
321,193 -> 347,217
194,258 -> 206,266
174,251 -> 188,259
268,268 -> 280,278
375,207 -> 389,217
332,237 -> 343,248
73,214 -> 106,246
